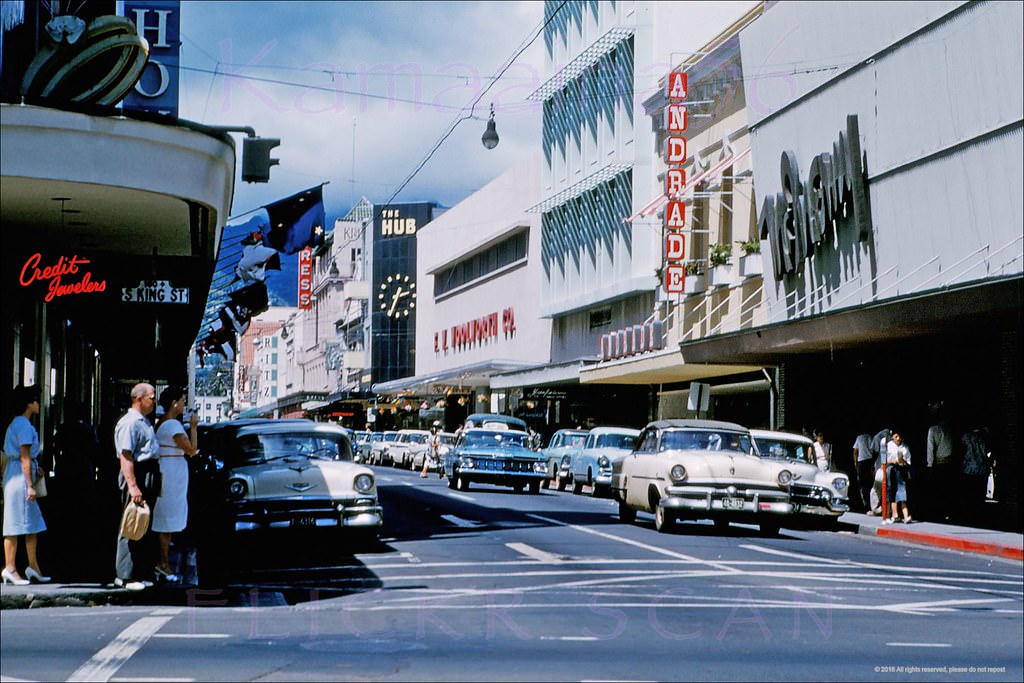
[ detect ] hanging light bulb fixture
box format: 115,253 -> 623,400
481,103 -> 499,150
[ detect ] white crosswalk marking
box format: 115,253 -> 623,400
67,615 -> 172,682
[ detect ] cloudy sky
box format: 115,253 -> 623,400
178,1 -> 547,222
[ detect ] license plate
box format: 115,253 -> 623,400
722,497 -> 744,510
291,516 -> 317,527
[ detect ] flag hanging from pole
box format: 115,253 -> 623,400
263,185 -> 327,255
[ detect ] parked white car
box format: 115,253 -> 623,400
750,429 -> 850,527
388,429 -> 432,469
612,419 -> 795,534
568,427 -> 640,497
541,429 -> 589,490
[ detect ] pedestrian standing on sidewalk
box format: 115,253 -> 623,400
885,431 -> 913,524
2,385 -> 50,585
113,383 -> 159,591
810,430 -> 832,471
152,386 -> 198,583
852,432 -> 875,511
960,427 -> 991,523
927,409 -> 957,522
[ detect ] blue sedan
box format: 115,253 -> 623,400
444,428 -> 548,494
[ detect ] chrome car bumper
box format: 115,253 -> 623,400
662,485 -> 793,515
232,498 -> 383,532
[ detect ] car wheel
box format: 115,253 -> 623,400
760,522 -> 781,536
618,501 -> 636,524
528,480 -> 541,495
447,471 -> 457,489
556,476 -> 568,492
456,472 -> 470,491
654,505 -> 675,533
572,479 -> 584,495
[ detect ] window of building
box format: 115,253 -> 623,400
589,308 -> 612,329
433,229 -> 529,297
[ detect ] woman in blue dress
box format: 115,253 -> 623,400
2,385 -> 49,584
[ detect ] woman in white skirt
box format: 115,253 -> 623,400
152,387 -> 198,582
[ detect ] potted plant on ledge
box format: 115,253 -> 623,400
708,242 -> 736,287
684,261 -> 707,294
737,238 -> 762,277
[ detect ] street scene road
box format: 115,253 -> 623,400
2,469 -> 1021,682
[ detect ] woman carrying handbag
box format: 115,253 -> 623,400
2,385 -> 50,585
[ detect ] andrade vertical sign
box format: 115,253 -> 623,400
662,70 -> 688,294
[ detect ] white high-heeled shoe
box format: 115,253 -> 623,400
1,567 -> 30,586
25,567 -> 51,583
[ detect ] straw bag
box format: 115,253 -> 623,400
120,500 -> 151,541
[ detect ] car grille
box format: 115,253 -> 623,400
790,483 -> 832,506
475,458 -> 537,473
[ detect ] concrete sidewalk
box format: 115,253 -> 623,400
3,514 -> 1021,610
837,511 -> 1023,561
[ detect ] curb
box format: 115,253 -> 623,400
856,524 -> 1024,561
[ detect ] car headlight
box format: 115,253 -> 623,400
228,478 -> 248,499
598,455 -> 610,468
354,474 -> 374,493
832,477 -> 848,491
777,469 -> 793,486
669,464 -> 687,483
461,457 -> 475,469
533,461 -> 547,473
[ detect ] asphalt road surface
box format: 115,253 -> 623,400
2,467 -> 1022,682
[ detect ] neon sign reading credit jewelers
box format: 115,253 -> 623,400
19,253 -> 107,302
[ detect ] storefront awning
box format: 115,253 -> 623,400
371,359 -> 542,395
489,359 -> 595,389
579,347 -> 762,385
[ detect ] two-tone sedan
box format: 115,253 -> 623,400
568,426 -> 640,497
444,428 -> 548,494
612,419 -> 795,534
750,429 -> 850,528
541,429 -> 589,491
199,420 -> 383,532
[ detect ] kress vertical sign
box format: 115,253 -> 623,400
662,70 -> 688,294
298,248 -> 313,309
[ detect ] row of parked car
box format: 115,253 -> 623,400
186,413 -> 850,584
354,414 -> 850,535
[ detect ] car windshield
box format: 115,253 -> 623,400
659,429 -> 752,454
565,435 -> 587,447
409,434 -> 429,444
383,433 -> 398,442
755,437 -> 814,464
439,434 -> 457,445
461,431 -> 530,449
235,432 -> 353,464
595,433 -> 636,449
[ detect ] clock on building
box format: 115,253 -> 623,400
378,273 -> 416,318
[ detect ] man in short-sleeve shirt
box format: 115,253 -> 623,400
113,383 -> 159,589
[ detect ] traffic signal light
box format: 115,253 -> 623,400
242,137 -> 280,183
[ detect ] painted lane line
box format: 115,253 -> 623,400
506,542 -> 565,563
886,642 -> 952,648
67,616 -> 172,682
526,513 -> 740,574
151,633 -> 230,639
109,679 -> 193,682
445,491 -> 475,502
539,636 -> 601,641
441,514 -> 482,528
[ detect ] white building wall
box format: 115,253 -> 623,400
416,154 -> 551,377
741,1 -> 1024,322
539,1 -> 762,321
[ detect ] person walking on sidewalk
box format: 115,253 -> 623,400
2,385 -> 50,585
113,383 -> 159,591
885,431 -> 913,524
810,430 -> 832,471
927,411 -> 957,522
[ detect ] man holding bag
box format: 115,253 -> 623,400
113,383 -> 159,591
